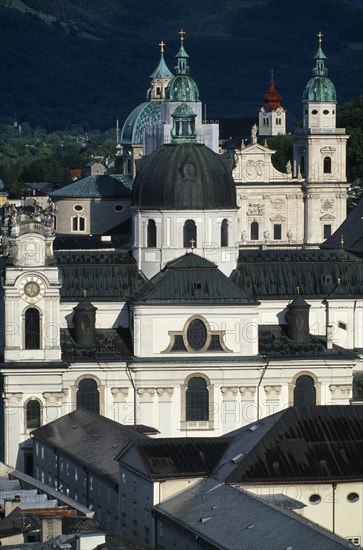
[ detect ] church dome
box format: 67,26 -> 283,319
132,104 -> 236,210
303,39 -> 336,103
121,102 -> 162,145
165,37 -> 199,102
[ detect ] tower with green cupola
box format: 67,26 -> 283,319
293,32 -> 350,245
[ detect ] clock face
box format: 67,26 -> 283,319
276,108 -> 282,116
24,281 -> 40,297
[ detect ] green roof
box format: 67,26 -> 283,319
131,253 -> 258,305
50,174 -> 132,199
121,101 -> 162,145
303,44 -> 336,102
149,53 -> 173,79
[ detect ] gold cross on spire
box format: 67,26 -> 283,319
159,40 -> 165,54
317,31 -> 323,45
190,238 -> 195,251
179,28 -> 185,42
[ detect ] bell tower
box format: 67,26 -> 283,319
1,200 -> 62,362
293,33 -> 350,245
259,70 -> 286,137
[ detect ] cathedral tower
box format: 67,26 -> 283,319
293,33 -> 350,244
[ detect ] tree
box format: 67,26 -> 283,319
266,134 -> 293,173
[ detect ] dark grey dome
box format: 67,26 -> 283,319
132,143 -> 237,210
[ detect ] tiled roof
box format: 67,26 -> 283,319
217,406 -> 363,484
128,438 -> 231,480
55,251 -> 146,300
322,196 -> 363,253
31,410 -> 148,484
60,328 -> 132,361
155,477 -> 354,550
131,253 -> 258,305
233,249 -> 363,299
258,325 -> 357,359
50,174 -> 132,198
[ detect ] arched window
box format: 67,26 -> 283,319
324,157 -> 332,174
147,219 -> 157,247
186,377 -> 209,421
72,216 -> 85,232
221,219 -> 228,247
183,220 -> 197,249
25,308 -> 40,350
251,221 -> 259,241
76,379 -> 100,414
26,399 -> 41,429
300,156 -> 305,175
294,375 -> 316,406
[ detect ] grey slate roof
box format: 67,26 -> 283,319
55,251 -> 145,301
214,406 -> 363,484
126,437 -> 231,480
259,325 -> 358,359
131,253 -> 258,305
60,328 -> 132,361
50,174 -> 132,198
233,249 -> 363,299
31,409 -> 149,484
154,477 -> 355,550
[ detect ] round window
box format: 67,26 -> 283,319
311,109 -> 318,115
323,109 -> 329,115
114,204 -> 124,212
309,494 -> 321,504
74,205 -> 84,212
347,492 -> 359,503
187,319 -> 208,350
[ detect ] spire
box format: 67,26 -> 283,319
171,104 -> 197,143
175,28 -> 190,76
149,41 -> 173,79
313,31 -> 328,77
263,69 -> 282,111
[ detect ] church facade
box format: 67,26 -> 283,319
0,34 -> 362,473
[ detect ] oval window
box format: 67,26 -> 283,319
114,204 -> 124,212
309,494 -> 321,504
311,109 -> 318,115
347,492 -> 359,503
74,205 -> 84,212
323,109 -> 329,115
187,319 -> 208,350
182,162 -> 196,178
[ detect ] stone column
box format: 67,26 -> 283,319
220,387 -> 239,433
239,386 -> 257,425
156,388 -> 174,436
3,393 -> 23,467
137,388 -> 155,427
43,390 -> 68,423
111,387 -> 130,424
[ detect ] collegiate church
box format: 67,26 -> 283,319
0,32 -> 362,473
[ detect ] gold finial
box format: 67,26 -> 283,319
179,29 -> 186,42
340,235 -> 344,248
317,31 -> 323,45
159,40 -> 165,54
190,238 -> 195,251
296,286 -> 300,295
82,289 -> 87,298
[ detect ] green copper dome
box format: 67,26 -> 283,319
149,53 -> 173,79
166,40 -> 199,102
303,42 -> 336,103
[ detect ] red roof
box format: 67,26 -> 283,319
263,72 -> 282,111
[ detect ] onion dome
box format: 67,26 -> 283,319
165,31 -> 199,102
263,70 -> 282,111
303,33 -> 336,102
132,104 -> 236,210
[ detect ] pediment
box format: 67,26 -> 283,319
240,143 -> 274,155
320,213 -> 336,221
270,214 -> 287,222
